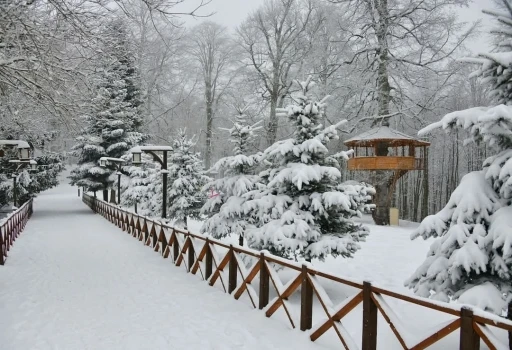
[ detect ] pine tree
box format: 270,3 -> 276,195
200,107 -> 263,245
243,78 -> 373,261
168,130 -> 210,228
70,19 -> 147,193
120,153 -> 158,215
406,2 -> 512,315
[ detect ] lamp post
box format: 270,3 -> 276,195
99,157 -> 125,205
130,146 -> 172,219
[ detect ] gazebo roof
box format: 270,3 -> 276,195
344,126 -> 430,147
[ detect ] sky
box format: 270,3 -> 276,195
186,0 -> 497,54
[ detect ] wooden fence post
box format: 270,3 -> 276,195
460,307 -> 480,350
259,252 -> 269,310
187,236 -> 195,272
205,239 -> 212,280
362,281 -> 377,350
228,245 -> 237,294
173,233 -> 180,263
508,301 -> 512,350
300,264 -> 313,331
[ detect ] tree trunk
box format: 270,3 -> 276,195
205,82 -> 213,170
266,90 -> 279,146
238,235 -> 244,246
102,189 -> 108,201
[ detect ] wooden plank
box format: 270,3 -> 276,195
411,319 -> 460,350
372,293 -> 408,349
372,286 -> 460,316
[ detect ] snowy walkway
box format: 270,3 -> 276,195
0,182 -> 321,350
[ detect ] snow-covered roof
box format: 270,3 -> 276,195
0,140 -> 30,149
344,126 -> 430,147
99,157 -> 125,163
131,145 -> 173,153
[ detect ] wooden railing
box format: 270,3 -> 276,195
0,198 -> 33,265
83,193 -> 512,350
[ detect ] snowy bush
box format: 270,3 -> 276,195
242,78 -> 372,261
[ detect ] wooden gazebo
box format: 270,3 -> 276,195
344,126 -> 430,171
344,126 -> 430,225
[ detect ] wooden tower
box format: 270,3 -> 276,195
344,126 -> 430,225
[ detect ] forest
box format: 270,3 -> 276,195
3,0 -> 512,318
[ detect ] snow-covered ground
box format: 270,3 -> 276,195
1,180 -> 509,349
0,181 -> 321,350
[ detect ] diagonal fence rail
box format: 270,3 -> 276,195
0,199 -> 33,265
83,193 -> 512,350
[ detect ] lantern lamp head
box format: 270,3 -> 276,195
18,146 -> 30,161
99,158 -> 107,167
131,151 -> 142,165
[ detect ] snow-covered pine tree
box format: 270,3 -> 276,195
120,153 -> 158,215
243,78 -> 373,261
70,19 -> 147,195
200,107 -> 263,245
168,130 -> 210,229
406,3 -> 512,315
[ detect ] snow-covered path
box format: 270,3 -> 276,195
0,182 -> 322,350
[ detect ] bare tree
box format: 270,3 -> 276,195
237,0 -> 319,146
330,0 -> 475,225
188,21 -> 235,168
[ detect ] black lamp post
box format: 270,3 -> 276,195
99,157 -> 125,205
131,146 -> 171,219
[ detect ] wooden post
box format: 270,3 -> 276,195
362,281 -> 377,350
228,245 -> 237,294
173,234 -> 180,263
508,301 -> 512,350
205,239 -> 212,280
300,264 -> 313,331
460,307 -> 479,350
259,252 -> 269,310
78,188 -> 80,197
187,237 -> 195,272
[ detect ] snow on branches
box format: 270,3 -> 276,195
407,5 -> 512,313
243,78 -> 373,261
168,130 -> 210,229
201,107 -> 262,244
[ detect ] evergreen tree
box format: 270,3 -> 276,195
407,2 -> 512,315
168,130 -> 210,228
243,78 -> 373,261
201,107 -> 263,245
70,19 -> 147,193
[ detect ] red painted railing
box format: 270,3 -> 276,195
0,199 -> 33,265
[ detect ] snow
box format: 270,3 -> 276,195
344,126 -> 428,144
0,180 -> 320,350
131,145 -> 173,152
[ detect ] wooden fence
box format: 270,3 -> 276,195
0,199 -> 33,265
83,193 -> 512,350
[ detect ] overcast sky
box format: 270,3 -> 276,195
186,0 -> 497,54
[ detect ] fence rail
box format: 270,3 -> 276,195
83,193 -> 512,350
0,199 -> 33,265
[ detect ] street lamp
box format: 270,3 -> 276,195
130,146 -> 172,219
0,140 -> 31,161
99,157 -> 125,205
